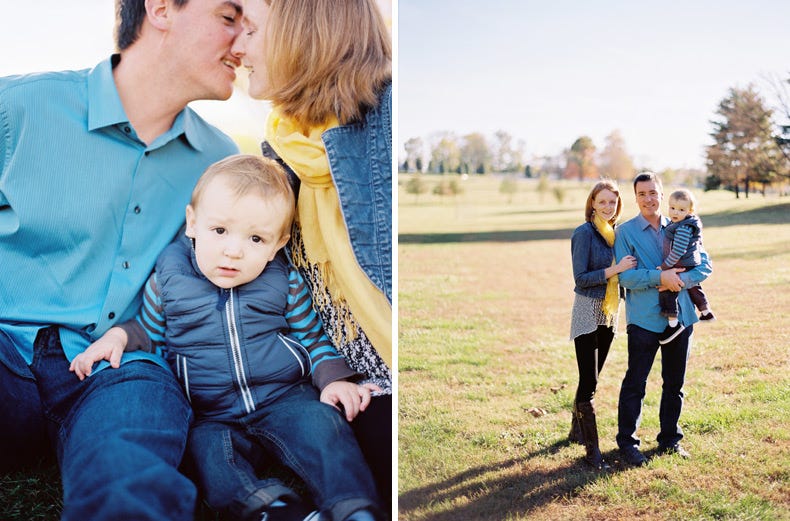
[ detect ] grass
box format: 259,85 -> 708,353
398,174 -> 790,521
0,463 -> 62,520
2,174 -> 787,520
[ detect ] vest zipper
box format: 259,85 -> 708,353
225,289 -> 255,414
177,354 -> 191,403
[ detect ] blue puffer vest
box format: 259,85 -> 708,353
156,236 -> 311,421
663,214 -> 702,268
261,82 -> 392,303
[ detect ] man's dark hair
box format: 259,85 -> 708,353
633,171 -> 662,192
115,0 -> 189,51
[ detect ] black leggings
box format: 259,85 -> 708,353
573,325 -> 614,403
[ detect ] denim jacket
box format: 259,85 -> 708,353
571,221 -> 615,299
262,82 -> 392,303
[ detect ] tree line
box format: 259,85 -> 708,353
400,75 -> 790,198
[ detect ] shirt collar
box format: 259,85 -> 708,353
87,56 -> 128,132
635,213 -> 670,231
178,107 -> 208,152
87,55 -> 205,152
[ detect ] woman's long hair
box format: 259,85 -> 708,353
261,0 -> 392,128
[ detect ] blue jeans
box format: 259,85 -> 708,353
617,324 -> 692,449
187,382 -> 379,521
1,326 -> 196,520
0,329 -> 53,470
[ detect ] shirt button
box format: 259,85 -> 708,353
123,126 -> 131,133
144,151 -> 150,156
134,206 -> 141,214
108,312 -> 116,319
122,261 -> 130,269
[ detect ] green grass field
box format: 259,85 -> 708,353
398,174 -> 790,521
2,174 -> 787,520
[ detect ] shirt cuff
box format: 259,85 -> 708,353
312,358 -> 362,391
116,321 -> 153,353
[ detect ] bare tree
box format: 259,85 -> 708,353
762,72 -> 790,165
492,130 -> 515,172
403,137 -> 424,173
599,130 -> 635,182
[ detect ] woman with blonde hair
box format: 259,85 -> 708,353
232,0 -> 393,507
569,180 -> 636,469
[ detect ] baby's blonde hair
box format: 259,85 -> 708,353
191,154 -> 295,236
668,188 -> 697,214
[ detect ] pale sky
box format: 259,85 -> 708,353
0,0 -> 392,148
399,0 -> 789,171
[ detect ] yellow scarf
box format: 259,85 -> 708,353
265,108 -> 392,367
592,213 -> 619,325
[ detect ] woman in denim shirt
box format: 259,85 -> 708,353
569,180 -> 636,469
231,0 -> 393,508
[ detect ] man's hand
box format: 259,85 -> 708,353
320,381 -> 381,421
659,268 -> 685,292
69,327 -> 128,380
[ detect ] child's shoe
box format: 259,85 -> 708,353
658,323 -> 686,345
699,310 -> 716,321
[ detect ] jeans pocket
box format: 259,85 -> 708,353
30,326 -> 87,426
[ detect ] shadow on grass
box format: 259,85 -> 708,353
398,228 -> 574,244
398,440 -> 635,520
701,201 -> 790,227
398,202 -> 790,245
492,208 -> 579,217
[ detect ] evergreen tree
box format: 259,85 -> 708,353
706,85 -> 787,198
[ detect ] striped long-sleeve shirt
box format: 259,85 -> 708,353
660,214 -> 703,270
661,223 -> 694,269
120,266 -> 357,390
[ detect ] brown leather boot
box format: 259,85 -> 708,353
568,401 -> 583,445
577,401 -> 610,470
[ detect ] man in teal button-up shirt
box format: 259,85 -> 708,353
613,172 -> 712,466
0,0 -> 241,519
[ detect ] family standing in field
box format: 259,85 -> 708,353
0,1 -> 392,520
570,172 -> 714,469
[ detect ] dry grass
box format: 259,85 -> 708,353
398,175 -> 790,521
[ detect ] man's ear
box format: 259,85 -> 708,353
185,205 -> 196,238
145,0 -> 172,31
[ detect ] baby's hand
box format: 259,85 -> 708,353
320,381 -> 382,421
69,327 -> 128,380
